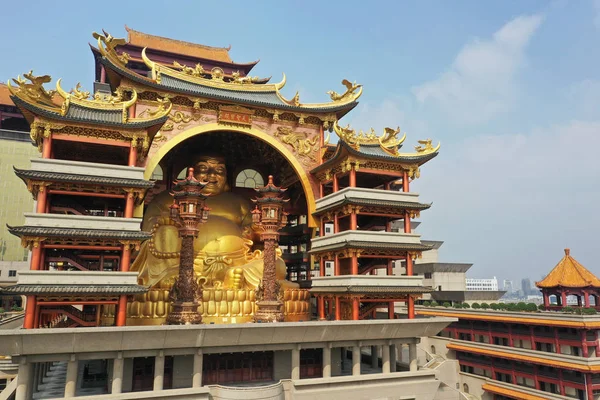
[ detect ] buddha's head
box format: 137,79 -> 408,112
193,155 -> 230,195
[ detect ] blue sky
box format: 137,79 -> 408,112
1,0 -> 599,285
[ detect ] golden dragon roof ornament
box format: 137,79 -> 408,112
8,71 -> 58,110
333,121 -> 439,157
93,30 -> 130,65
327,80 -> 363,102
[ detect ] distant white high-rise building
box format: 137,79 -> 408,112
503,279 -> 514,293
466,276 -> 499,291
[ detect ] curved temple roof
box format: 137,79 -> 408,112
536,248 -> 600,288
7,73 -> 170,129
313,122 -> 440,175
94,31 -> 361,116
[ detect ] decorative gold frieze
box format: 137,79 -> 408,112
273,127 -> 318,163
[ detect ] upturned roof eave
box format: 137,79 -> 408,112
10,94 -> 168,131
312,141 -> 439,174
99,56 -> 359,115
13,167 -> 155,189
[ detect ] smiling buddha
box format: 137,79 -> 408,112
126,155 -> 309,325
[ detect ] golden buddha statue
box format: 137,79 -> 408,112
132,155 -> 298,291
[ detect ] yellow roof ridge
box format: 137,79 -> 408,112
536,248 -> 600,288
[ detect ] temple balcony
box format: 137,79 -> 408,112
28,158 -> 146,181
310,230 -> 429,254
20,213 -> 143,232
315,187 -> 430,215
3,271 -> 146,297
310,275 -> 431,298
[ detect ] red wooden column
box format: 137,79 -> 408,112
318,296 -> 326,320
116,244 -> 132,326
543,292 -> 549,308
402,170 -> 409,192
128,139 -> 138,167
351,253 -> 358,275
406,253 -> 414,276
320,256 -> 325,277
36,186 -> 48,214
42,130 -> 52,159
30,242 -> 43,271
334,254 -> 340,276
404,211 -> 411,234
388,302 -> 395,319
350,210 -> 357,231
23,296 -> 37,329
352,297 -> 359,320
349,166 -> 356,187
407,296 -> 415,319
124,191 -> 135,219
561,292 -> 567,307
335,297 -> 341,321
333,213 -> 339,233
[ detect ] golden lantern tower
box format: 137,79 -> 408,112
252,175 -> 289,323
166,167 -> 210,325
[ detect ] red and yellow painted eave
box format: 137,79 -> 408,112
418,309 -> 600,329
449,342 -> 600,373
482,383 -> 550,400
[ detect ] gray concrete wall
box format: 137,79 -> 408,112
274,351 -> 291,382
122,358 -> 133,393
172,355 -> 193,389
459,372 -> 491,400
331,347 -> 342,376
211,382 -> 284,400
291,371 -> 441,400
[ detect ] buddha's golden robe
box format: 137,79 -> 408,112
132,190 -> 297,290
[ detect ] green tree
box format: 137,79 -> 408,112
423,301 -> 431,307
443,302 -> 451,308
490,303 -> 499,310
538,304 -> 546,311
462,303 -> 471,309
430,301 -> 439,307
582,308 -> 597,315
471,303 -> 481,309
563,306 -> 575,313
525,303 -> 538,312
480,303 -> 490,309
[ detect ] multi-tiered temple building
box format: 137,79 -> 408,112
0,27 -> 457,399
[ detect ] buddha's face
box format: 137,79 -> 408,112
194,157 -> 228,195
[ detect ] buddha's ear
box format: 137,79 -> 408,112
224,182 -> 231,192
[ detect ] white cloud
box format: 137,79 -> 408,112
416,119 -> 600,283
568,79 -> 600,117
412,15 -> 543,124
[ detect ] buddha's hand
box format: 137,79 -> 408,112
224,267 -> 244,290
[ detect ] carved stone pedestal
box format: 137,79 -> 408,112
166,301 -> 202,325
254,300 -> 284,323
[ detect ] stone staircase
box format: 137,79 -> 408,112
33,361 -> 67,399
32,360 -> 108,399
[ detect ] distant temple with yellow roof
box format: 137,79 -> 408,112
537,248 -> 600,310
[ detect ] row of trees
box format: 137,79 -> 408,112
421,301 -> 597,314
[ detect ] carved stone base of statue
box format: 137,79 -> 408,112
166,301 -> 202,325
254,300 -> 284,323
